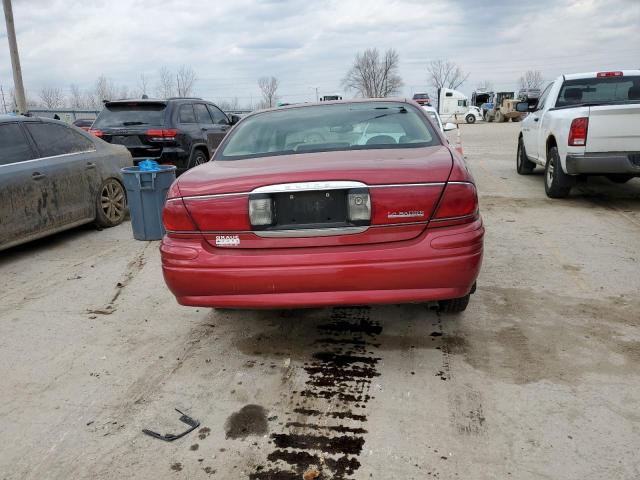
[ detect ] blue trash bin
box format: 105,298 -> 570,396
121,164 -> 177,240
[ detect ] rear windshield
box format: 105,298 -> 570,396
556,75 -> 640,107
216,102 -> 439,161
92,103 -> 166,128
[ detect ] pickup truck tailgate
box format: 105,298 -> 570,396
587,104 -> 640,152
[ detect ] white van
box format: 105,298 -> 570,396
437,88 -> 469,123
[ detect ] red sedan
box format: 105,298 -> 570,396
160,99 -> 483,312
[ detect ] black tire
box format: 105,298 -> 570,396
466,114 -> 476,124
606,174 -> 634,184
544,146 -> 573,198
438,294 -> 470,313
487,113 -> 494,123
516,137 -> 536,175
188,148 -> 208,169
495,111 -> 504,123
96,178 -> 127,227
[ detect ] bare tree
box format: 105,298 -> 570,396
39,86 -> 65,109
217,97 -> 241,111
476,80 -> 494,91
69,84 -> 84,108
156,67 -> 176,99
518,70 -> 544,90
426,60 -> 469,91
258,76 -> 279,108
342,48 -> 403,98
176,65 -> 197,97
94,75 -> 117,106
118,85 -> 129,100
138,73 -> 150,97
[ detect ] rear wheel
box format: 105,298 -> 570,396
516,137 -> 536,174
486,113 -> 494,123
544,146 -> 573,198
495,111 -> 504,123
607,174 -> 634,184
465,114 -> 476,124
438,294 -> 470,313
96,178 -> 127,227
188,149 -> 208,169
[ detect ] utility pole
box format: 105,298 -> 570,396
2,0 -> 27,114
0,85 -> 7,113
315,87 -> 319,102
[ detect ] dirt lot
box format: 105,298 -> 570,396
1,121 -> 639,480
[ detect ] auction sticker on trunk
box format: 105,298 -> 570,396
215,235 -> 240,247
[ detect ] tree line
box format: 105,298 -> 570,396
5,54 -> 546,113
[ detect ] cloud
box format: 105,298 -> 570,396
0,0 -> 638,107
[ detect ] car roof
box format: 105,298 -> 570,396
245,97 -> 419,118
564,70 -> 640,80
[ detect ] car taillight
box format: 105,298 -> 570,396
163,198 -> 197,232
568,117 -> 589,146
146,128 -> 178,140
182,195 -> 251,232
429,182 -> 478,228
596,71 -> 623,78
347,190 -> 371,222
89,129 -> 103,137
249,196 -> 274,226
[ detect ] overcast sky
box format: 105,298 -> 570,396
1,0 -> 639,107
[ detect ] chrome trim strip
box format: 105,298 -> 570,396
252,181 -> 367,194
179,181 -> 447,200
369,182 -> 445,188
254,226 -> 369,237
181,192 -> 249,201
0,149 -> 97,168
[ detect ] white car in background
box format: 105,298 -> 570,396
516,70 -> 640,197
464,106 -> 483,124
422,105 -> 457,133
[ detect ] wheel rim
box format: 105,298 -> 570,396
194,153 -> 206,166
101,181 -> 125,223
546,158 -> 554,187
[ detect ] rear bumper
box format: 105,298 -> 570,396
565,152 -> 640,175
160,219 -> 484,308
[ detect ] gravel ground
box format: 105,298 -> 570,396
1,121 -> 639,479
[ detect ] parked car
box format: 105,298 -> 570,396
160,99 -> 483,312
72,118 -> 95,131
465,106 -> 483,124
0,115 -> 132,252
421,105 -> 457,133
412,93 -> 431,106
516,70 -> 640,197
518,88 -> 541,102
90,98 -> 239,175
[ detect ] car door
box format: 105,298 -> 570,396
24,121 -> 99,225
177,103 -> 202,156
194,103 -> 218,156
522,83 -> 552,162
206,104 -> 231,150
0,121 -> 46,249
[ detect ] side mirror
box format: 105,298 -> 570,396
230,114 -> 241,125
443,122 -> 457,132
515,102 -> 530,112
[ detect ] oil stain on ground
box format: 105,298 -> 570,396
250,306 -> 382,479
225,404 -> 268,439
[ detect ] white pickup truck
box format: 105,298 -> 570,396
516,70 -> 640,197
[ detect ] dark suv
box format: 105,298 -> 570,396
90,97 -> 238,174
